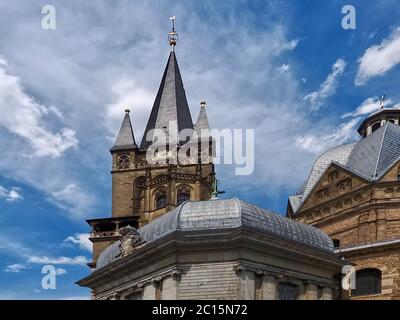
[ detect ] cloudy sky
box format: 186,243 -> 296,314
1,0 -> 400,299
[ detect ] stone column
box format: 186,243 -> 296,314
261,274 -> 278,300
142,282 -> 156,300
304,282 -> 319,300
195,181 -> 201,201
161,270 -> 181,300
367,125 -> 372,136
236,266 -> 255,300
320,287 -> 333,300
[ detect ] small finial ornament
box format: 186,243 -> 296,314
125,108 -> 130,113
200,101 -> 206,107
211,176 -> 226,199
379,95 -> 386,109
168,16 -> 178,50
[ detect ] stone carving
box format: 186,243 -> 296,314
119,225 -> 142,257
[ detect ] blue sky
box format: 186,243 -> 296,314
1,0 -> 400,299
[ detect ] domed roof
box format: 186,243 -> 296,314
290,122 -> 400,213
301,143 -> 355,200
96,198 -> 333,270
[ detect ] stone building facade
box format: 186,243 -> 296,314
287,108 -> 400,300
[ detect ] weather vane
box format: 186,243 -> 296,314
379,95 -> 386,109
168,16 -> 178,50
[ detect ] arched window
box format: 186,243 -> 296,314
332,239 -> 340,248
372,122 -> 381,133
352,268 -> 381,296
278,283 -> 298,300
177,192 -> 190,205
397,166 -> 400,180
154,189 -> 167,210
176,185 -> 191,205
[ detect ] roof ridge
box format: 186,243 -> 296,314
373,122 -> 389,178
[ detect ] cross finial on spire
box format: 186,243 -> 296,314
168,16 -> 178,50
380,95 -> 386,109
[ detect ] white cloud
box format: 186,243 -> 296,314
50,184 -> 95,218
296,118 -> 360,154
4,263 -> 29,273
304,59 -> 346,111
63,233 -> 92,252
277,39 -> 300,52
356,28 -> 400,85
0,185 -> 22,202
56,268 -> 67,275
342,97 -> 389,118
278,64 -> 290,73
0,58 -> 78,158
104,78 -> 154,143
28,255 -> 89,265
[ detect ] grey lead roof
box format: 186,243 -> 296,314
110,111 -> 138,151
96,198 -> 334,270
290,122 -> 400,213
301,143 -> 355,201
140,51 -> 194,149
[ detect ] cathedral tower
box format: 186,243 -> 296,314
86,20 -> 215,268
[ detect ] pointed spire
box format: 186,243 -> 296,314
110,109 -> 138,152
140,51 -> 194,149
194,101 -> 210,137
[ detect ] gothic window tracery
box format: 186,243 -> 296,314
117,153 -> 130,170
154,188 -> 167,210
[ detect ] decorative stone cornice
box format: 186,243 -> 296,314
233,263 -> 334,287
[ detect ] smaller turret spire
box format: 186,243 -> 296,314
110,108 -> 138,152
194,101 -> 211,137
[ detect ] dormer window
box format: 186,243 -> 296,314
371,122 -> 380,133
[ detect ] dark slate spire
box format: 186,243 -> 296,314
140,51 -> 194,149
194,101 -> 210,137
110,109 -> 138,152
